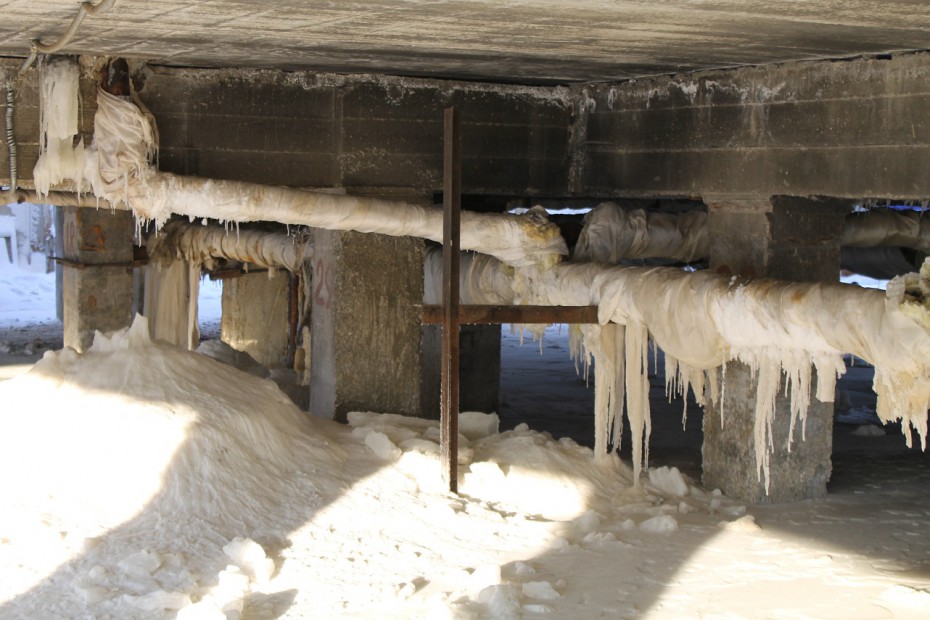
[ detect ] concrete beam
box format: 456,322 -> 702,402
132,66 -> 574,196
582,53 -> 930,200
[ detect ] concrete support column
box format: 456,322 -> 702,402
421,324 -> 502,418
309,229 -> 424,422
221,270 -> 290,368
60,206 -> 134,353
702,195 -> 848,503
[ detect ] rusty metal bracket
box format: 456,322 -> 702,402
422,304 -> 599,325
51,256 -> 146,270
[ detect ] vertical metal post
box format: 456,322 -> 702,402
441,107 -> 461,493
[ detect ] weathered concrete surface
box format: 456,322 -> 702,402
702,196 -> 847,503
221,270 -> 290,369
134,67 -> 573,196
60,206 -> 134,353
7,55 -> 930,203
309,229 -> 424,422
703,362 -> 834,504
708,195 -> 851,280
1,1 -> 928,83
583,53 -> 930,200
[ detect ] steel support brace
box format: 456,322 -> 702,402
422,304 -> 599,325
441,107 -> 462,493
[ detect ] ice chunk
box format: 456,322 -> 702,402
719,515 -> 761,532
223,537 -> 274,584
511,561 -> 536,576
571,510 -> 601,539
852,424 -> 885,437
523,603 -> 555,613
118,550 -> 162,578
647,466 -> 689,497
73,584 -> 110,604
459,411 -> 500,440
468,565 -> 502,598
522,581 -> 561,600
363,431 -> 402,460
129,589 -> 192,612
639,515 -> 679,533
398,437 -> 440,454
478,584 -> 521,620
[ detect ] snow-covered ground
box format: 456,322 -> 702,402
1,256 -> 929,618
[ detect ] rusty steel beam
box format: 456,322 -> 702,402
422,304 -> 599,325
441,107 -> 462,494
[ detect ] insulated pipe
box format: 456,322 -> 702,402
573,205 -> 709,263
147,219 -> 312,273
842,210 -> 930,254
423,249 -> 930,442
574,202 -> 930,270
86,89 -> 567,269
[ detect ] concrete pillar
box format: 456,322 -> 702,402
309,229 -> 424,422
221,270 -> 290,368
702,195 -> 848,503
421,324 -> 502,418
60,206 -> 134,353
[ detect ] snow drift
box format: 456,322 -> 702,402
0,316 -> 752,618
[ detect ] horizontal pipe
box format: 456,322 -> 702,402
574,202 -> 930,271
147,219 -> 311,272
87,90 -> 566,269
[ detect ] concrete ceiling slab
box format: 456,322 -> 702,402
0,1 -> 927,83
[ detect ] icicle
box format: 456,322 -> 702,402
592,324 -> 611,456
664,352 -> 679,402
719,355 -> 728,428
589,323 -> 627,458
625,322 -> 651,483
611,324 -> 626,453
751,354 -> 781,492
784,354 -> 812,448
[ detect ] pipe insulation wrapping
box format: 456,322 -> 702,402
573,202 -> 709,263
147,219 -> 312,273
842,210 -> 930,254
425,249 -> 930,487
575,202 -> 930,268
81,89 -> 566,269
